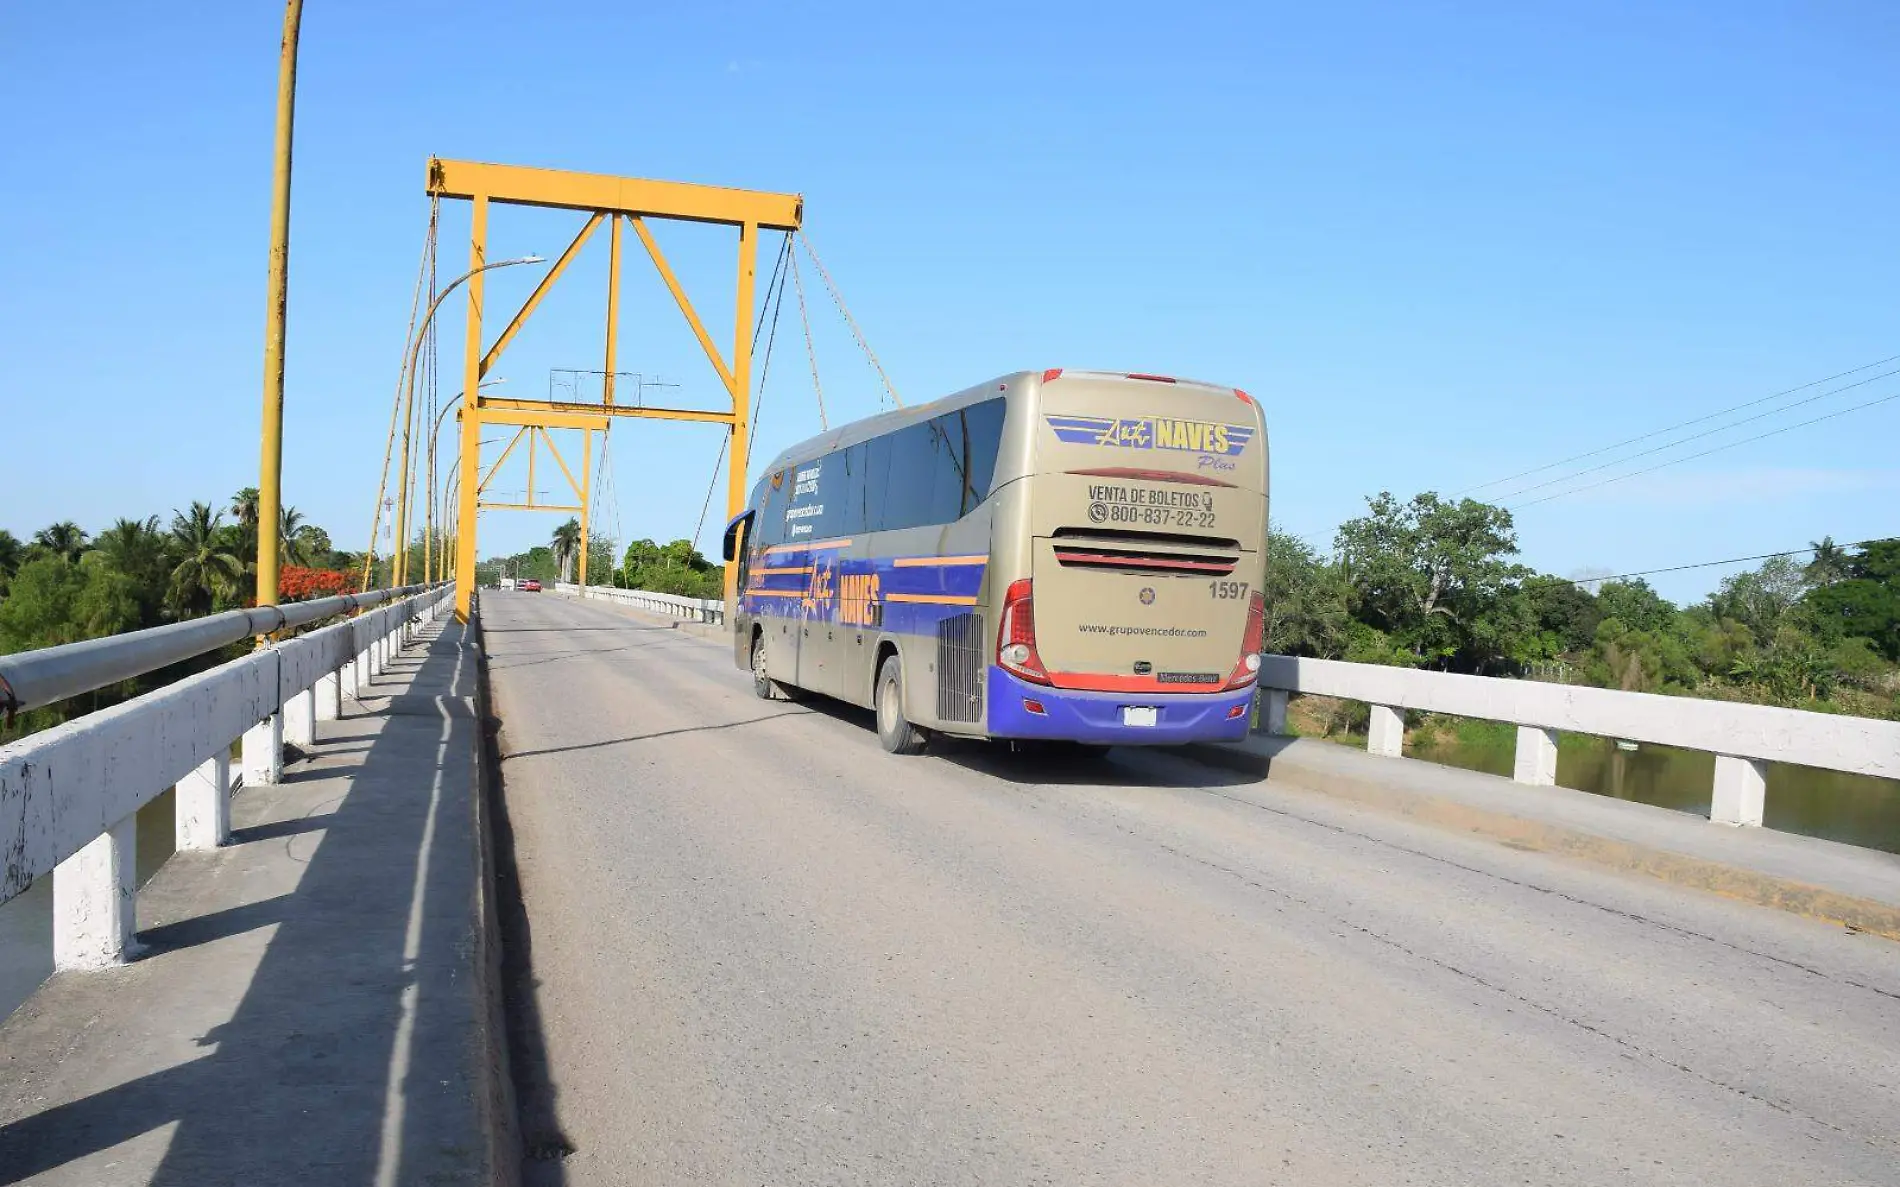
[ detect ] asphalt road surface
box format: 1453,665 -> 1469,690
484,591 -> 1900,1186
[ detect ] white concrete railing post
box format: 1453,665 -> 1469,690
1710,755 -> 1768,827
176,751 -> 232,851
243,713 -> 283,786
1367,704 -> 1404,757
317,669 -> 340,721
284,685 -> 317,748
1513,726 -> 1559,786
1253,654 -> 1900,836
52,813 -> 137,970
1256,688 -> 1289,736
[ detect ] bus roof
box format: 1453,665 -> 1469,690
751,369 -> 1254,481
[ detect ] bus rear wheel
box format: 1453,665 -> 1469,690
875,655 -> 927,755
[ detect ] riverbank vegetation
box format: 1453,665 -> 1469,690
1267,491 -> 1900,721
0,491 -> 362,740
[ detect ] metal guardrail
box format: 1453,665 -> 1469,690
1253,655 -> 1900,827
0,583 -> 441,715
552,582 -> 725,625
0,585 -> 454,972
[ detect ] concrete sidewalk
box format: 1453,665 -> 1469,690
1192,734 -> 1900,937
0,616 -> 505,1186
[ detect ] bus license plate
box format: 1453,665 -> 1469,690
1122,706 -> 1158,727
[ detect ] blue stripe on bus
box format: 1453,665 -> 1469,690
742,547 -> 987,630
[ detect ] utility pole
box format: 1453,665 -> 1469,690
256,0 -> 303,611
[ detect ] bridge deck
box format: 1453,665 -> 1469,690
488,591 -> 1900,1186
0,618 -> 497,1186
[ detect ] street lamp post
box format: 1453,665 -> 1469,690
378,254 -> 540,588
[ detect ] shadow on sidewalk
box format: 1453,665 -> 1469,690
0,621 -> 496,1185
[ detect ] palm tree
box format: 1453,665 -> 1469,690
229,487 -> 261,569
92,516 -> 174,623
0,529 -> 22,579
33,521 -> 88,562
230,487 -> 260,529
168,502 -> 245,615
279,505 -> 317,567
1804,537 -> 1850,587
551,517 -> 582,583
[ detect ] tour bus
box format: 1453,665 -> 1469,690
722,369 -> 1268,754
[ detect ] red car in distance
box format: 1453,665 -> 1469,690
519,579 -> 542,592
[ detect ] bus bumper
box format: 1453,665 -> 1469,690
985,667 -> 1254,745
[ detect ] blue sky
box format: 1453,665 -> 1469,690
1,0 -> 1894,603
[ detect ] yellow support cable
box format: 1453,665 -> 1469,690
789,250 -> 828,430
799,228 -> 901,409
362,204 -> 436,591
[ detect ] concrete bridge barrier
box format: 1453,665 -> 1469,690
553,582 -> 724,624
1254,655 -> 1900,827
0,585 -> 453,970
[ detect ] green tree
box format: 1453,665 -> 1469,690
551,518 -> 582,583
32,521 -> 89,563
0,529 -> 22,593
1593,578 -> 1676,634
1804,537 -> 1851,587
279,505 -> 316,567
88,515 -> 175,627
1524,576 -> 1602,655
296,524 -> 336,567
229,487 -> 261,569
622,537 -> 721,598
1708,555 -> 1808,646
1588,618 -> 1697,693
1803,538 -> 1900,660
0,556 -> 141,654
168,502 -> 245,615
585,534 -> 619,587
1334,491 -> 1530,671
230,487 -> 260,530
1261,527 -> 1352,657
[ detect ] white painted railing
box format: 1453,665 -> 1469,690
553,583 -> 725,625
1254,655 -> 1900,828
0,585 -> 453,969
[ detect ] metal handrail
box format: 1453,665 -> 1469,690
0,582 -> 448,715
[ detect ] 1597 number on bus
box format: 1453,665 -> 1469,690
1209,580 -> 1250,600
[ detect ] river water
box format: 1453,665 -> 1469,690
1406,730 -> 1900,855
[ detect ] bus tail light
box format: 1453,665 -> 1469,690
997,578 -> 1050,685
1225,592 -> 1265,689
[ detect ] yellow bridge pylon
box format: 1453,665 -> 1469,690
425,158 -> 804,622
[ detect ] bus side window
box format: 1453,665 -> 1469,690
881,420 -> 939,532
927,411 -> 969,524
960,399 -> 1008,512
861,436 -> 893,532
756,471 -> 787,549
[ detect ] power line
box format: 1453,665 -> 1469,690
1511,387 -> 1900,509
1456,352 -> 1900,497
1558,537 -> 1891,587
1493,365 -> 1900,502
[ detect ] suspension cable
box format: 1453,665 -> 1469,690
362,198 -> 436,590
798,228 -> 902,409
789,249 -> 828,431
